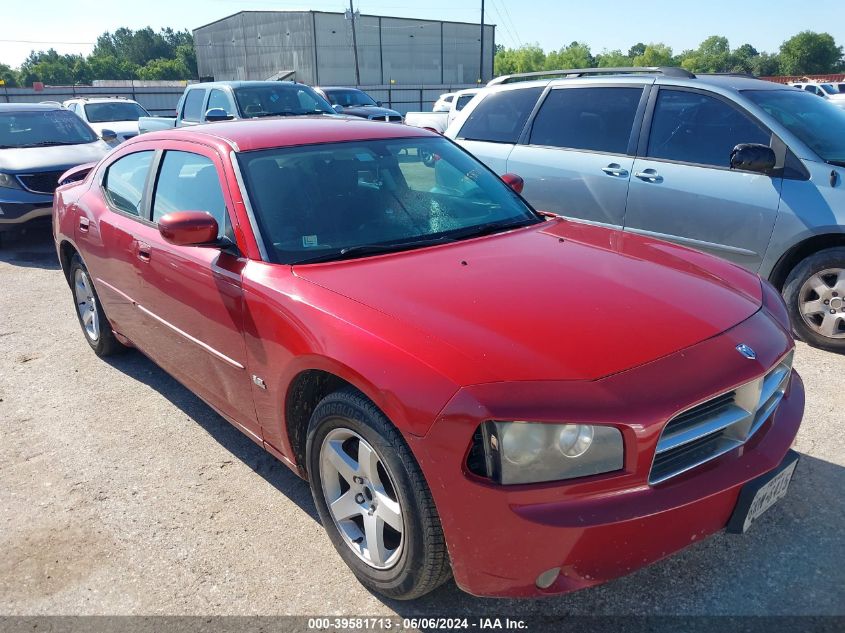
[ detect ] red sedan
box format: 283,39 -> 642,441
53,118 -> 804,599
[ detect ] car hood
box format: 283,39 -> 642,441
0,141 -> 111,173
338,105 -> 401,119
294,219 -> 763,383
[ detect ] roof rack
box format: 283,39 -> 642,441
487,66 -> 696,86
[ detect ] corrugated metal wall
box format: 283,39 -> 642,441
194,11 -> 494,86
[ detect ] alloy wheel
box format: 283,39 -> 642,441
799,267 -> 845,339
74,268 -> 100,342
319,427 -> 405,569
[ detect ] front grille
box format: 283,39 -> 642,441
650,351 -> 794,485
17,171 -> 65,195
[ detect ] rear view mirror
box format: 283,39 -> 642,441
101,129 -> 118,143
332,104 -> 344,113
376,101 -> 383,107
158,211 -> 218,246
501,173 -> 525,194
205,108 -> 233,122
730,144 -> 776,174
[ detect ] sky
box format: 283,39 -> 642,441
2,0 -> 844,68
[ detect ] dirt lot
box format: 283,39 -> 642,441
1,230 -> 843,617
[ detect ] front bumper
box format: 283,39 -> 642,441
408,310 -> 804,597
0,195 -> 53,230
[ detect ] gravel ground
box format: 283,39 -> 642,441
0,230 -> 843,618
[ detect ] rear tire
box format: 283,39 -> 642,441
69,254 -> 127,357
306,389 -> 451,600
782,247 -> 845,353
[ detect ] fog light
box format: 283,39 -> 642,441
500,423 -> 546,466
535,567 -> 560,589
558,424 -> 593,458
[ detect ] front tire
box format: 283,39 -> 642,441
306,389 -> 451,600
783,247 -> 845,352
69,254 -> 126,357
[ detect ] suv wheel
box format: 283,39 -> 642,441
783,247 -> 845,352
306,389 -> 451,600
69,254 -> 127,357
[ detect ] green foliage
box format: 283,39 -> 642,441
632,43 -> 674,67
5,27 -> 197,86
679,35 -> 732,72
545,42 -> 593,70
494,44 -> 546,75
779,31 -> 844,75
595,50 -> 633,68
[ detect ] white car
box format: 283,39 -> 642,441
788,82 -> 845,108
406,89 -> 483,134
63,97 -> 151,144
432,93 -> 455,112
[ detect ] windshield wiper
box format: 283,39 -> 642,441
447,217 -> 540,241
19,141 -> 86,147
291,236 -> 457,265
828,159 -> 845,168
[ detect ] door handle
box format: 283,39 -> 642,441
136,242 -> 151,263
634,169 -> 663,183
601,164 -> 629,177
78,217 -> 90,233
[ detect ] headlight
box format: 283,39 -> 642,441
0,173 -> 22,190
475,421 -> 624,485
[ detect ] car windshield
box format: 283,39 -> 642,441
744,89 -> 845,165
234,85 -> 334,118
819,84 -> 838,94
238,136 -> 540,264
325,89 -> 378,107
84,101 -> 149,122
0,109 -> 98,148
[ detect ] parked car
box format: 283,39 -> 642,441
64,97 -> 151,144
54,117 -> 803,600
433,92 -> 455,112
788,81 -> 845,108
405,88 -> 480,134
313,87 -> 402,122
138,81 -> 336,134
446,67 -> 845,352
0,103 -> 111,234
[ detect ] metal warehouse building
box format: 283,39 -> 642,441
193,10 -> 495,86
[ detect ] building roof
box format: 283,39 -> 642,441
135,116 -> 434,153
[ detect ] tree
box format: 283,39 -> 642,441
731,43 -> 760,73
494,44 -> 546,76
595,49 -> 632,68
750,52 -> 781,77
628,43 -> 646,59
18,49 -> 89,86
138,58 -> 191,81
679,36 -> 732,73
633,43 -> 673,67
0,63 -> 19,87
779,31 -> 843,75
545,42 -> 593,70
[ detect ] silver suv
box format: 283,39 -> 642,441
446,67 -> 845,352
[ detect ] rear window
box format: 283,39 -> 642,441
456,87 -> 543,144
182,89 -> 206,122
529,87 -> 643,154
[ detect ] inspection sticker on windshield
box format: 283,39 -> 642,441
302,235 -> 319,248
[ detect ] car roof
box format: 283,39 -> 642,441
66,97 -> 140,103
495,72 -> 789,94
136,116 -> 434,152
190,81 -> 307,90
0,102 -> 63,112
319,86 -> 367,92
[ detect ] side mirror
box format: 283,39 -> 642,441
158,211 -> 219,246
376,100 -> 383,107
101,129 -> 118,143
501,173 -> 525,194
730,143 -> 776,174
332,104 -> 344,113
205,108 -> 233,122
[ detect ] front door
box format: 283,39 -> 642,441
133,143 -> 259,438
623,87 -> 783,271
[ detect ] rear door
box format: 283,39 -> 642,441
133,143 -> 259,437
506,83 -> 649,227
450,86 -> 544,174
623,87 -> 783,271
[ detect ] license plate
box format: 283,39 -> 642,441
727,450 -> 799,534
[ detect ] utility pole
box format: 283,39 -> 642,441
348,0 -> 361,86
479,0 -> 485,83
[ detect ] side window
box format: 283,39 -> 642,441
207,89 -> 231,114
529,87 -> 643,154
103,151 -> 154,216
457,87 -> 544,144
152,151 -> 229,238
296,89 -> 320,111
455,94 -> 475,111
646,89 -> 771,168
182,89 -> 206,122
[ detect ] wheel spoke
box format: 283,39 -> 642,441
82,310 -> 94,326
330,490 -> 362,521
806,273 -> 831,298
90,304 -> 99,337
801,299 -> 826,316
819,313 -> 842,338
325,440 -> 358,483
363,512 -> 388,567
357,441 -> 380,483
374,489 -> 403,533
835,270 -> 845,294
